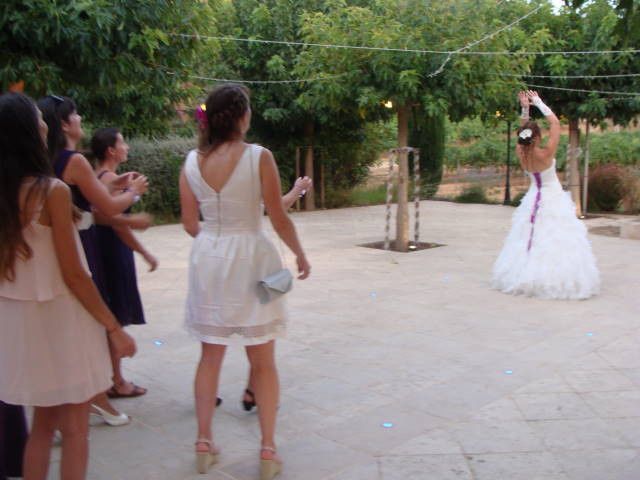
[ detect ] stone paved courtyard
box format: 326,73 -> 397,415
46,201 -> 640,480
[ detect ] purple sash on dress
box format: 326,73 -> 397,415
527,172 -> 542,252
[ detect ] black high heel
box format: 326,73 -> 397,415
242,388 -> 256,412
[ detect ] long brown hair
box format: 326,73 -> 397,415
516,121 -> 541,169
198,84 -> 250,154
0,93 -> 53,281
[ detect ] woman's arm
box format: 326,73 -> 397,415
47,181 -> 136,358
282,176 -> 312,210
528,91 -> 561,157
179,166 -> 200,237
260,149 -> 310,279
64,153 -> 147,216
112,225 -> 158,272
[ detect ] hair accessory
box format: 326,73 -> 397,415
518,128 -> 533,140
195,103 -> 208,130
48,94 -> 64,104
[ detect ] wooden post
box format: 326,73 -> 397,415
303,122 -> 315,211
503,120 -> 512,205
319,154 -> 326,209
567,118 -> 582,217
582,121 -> 591,218
294,147 -> 301,211
304,145 -> 315,211
396,105 -> 410,252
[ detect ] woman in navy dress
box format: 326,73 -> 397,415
92,127 -> 158,398
0,402 -> 27,480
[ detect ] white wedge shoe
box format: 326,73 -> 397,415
90,404 -> 130,426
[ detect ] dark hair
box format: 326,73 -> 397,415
516,121 -> 541,146
36,95 -> 77,163
198,84 -> 250,153
0,92 -> 53,281
91,127 -> 120,163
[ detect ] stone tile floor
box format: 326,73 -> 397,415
44,201 -> 640,479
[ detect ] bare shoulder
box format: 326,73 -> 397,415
258,146 -> 275,161
47,178 -> 71,202
68,151 -> 90,166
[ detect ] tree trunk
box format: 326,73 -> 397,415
582,121 -> 590,217
294,147 -> 301,211
396,104 -> 410,252
303,122 -> 315,211
567,118 -> 582,217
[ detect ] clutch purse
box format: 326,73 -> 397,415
258,269 -> 293,304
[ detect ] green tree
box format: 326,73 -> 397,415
527,0 -> 640,215
297,0 -> 546,250
0,0 -> 216,135
202,0 -> 382,207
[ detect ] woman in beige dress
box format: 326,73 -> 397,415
0,92 -> 136,480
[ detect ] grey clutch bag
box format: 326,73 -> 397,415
258,269 -> 293,304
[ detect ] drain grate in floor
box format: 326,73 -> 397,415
359,241 -> 445,252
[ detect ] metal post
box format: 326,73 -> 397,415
503,120 -> 512,205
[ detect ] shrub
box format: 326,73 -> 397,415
587,164 -> 627,212
510,191 -> 526,207
125,136 -> 195,221
621,169 -> 640,213
454,184 -> 490,204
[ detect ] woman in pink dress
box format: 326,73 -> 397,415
0,92 -> 137,480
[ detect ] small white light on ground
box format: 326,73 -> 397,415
382,422 -> 394,428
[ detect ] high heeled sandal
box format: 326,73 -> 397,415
260,446 -> 282,480
242,388 -> 256,412
90,404 -> 130,426
195,438 -> 219,474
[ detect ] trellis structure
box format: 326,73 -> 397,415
384,147 -> 421,251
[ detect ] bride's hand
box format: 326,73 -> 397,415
526,90 -> 540,102
518,91 -> 530,108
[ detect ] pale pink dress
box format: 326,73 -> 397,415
0,179 -> 112,407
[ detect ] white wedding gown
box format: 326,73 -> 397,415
492,159 -> 600,300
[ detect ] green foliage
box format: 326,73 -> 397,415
0,0 -> 215,135
510,191 -> 527,207
349,184 -> 389,206
124,136 -> 194,220
297,0 -> 545,123
454,184 -> 490,204
529,0 -> 640,126
410,110 -> 445,198
445,120 -> 640,169
446,117 -> 487,143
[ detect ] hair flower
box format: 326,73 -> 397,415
195,103 -> 208,129
519,128 -> 533,140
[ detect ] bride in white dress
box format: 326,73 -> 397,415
492,91 -> 600,300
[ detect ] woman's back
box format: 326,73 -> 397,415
183,144 -> 264,237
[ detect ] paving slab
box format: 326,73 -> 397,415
37,200 -> 640,479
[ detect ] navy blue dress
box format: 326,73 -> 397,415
54,150 -> 108,301
95,171 -> 146,326
0,402 -> 27,479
